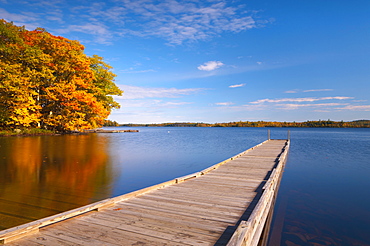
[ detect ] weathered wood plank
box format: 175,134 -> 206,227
41,226 -> 119,246
101,203 -> 231,231
1,139 -> 289,246
102,209 -> 227,235
74,215 -> 215,245
0,178 -> 178,244
79,212 -> 220,241
126,196 -> 243,218
140,191 -> 253,208
94,210 -> 224,236
20,233 -> 83,246
149,187 -> 254,205
118,202 -> 239,224
141,194 -> 247,211
48,219 -> 189,246
187,177 -> 263,187
176,178 -> 262,189
227,140 -> 290,246
3,238 -> 43,246
165,183 -> 258,196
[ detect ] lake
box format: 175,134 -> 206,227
267,128 -> 370,246
0,127 -> 369,245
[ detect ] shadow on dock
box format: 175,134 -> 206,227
214,155 -> 284,246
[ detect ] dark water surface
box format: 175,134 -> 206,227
1,127 -> 369,246
268,128 -> 370,246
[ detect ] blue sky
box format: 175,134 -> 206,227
1,0 -> 369,123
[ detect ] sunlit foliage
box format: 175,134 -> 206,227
0,20 -> 122,131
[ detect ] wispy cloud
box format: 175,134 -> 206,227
229,83 -> 246,88
277,103 -> 348,110
116,85 -> 204,100
284,89 -> 334,93
121,69 -> 156,74
0,8 -> 38,23
303,89 -> 334,93
198,61 -> 224,71
244,95 -> 370,113
3,1 -> 263,45
215,102 -> 234,106
118,99 -> 192,111
250,96 -> 353,104
117,0 -> 257,45
336,105 -> 370,111
56,23 -> 112,44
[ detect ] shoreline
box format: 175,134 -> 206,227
0,128 -> 139,137
119,120 -> 370,128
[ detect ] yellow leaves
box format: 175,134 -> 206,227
1,20 -> 122,131
8,105 -> 41,127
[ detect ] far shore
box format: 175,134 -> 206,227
0,128 -> 139,137
118,119 -> 370,128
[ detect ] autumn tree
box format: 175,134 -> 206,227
0,20 -> 122,131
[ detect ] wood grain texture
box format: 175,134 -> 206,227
2,139 -> 289,246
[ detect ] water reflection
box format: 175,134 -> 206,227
0,127 -> 266,230
268,128 -> 370,246
0,134 -> 113,229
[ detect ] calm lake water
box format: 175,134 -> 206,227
0,127 -> 369,245
267,128 -> 370,246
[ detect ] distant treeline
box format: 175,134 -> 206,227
116,120 -> 370,128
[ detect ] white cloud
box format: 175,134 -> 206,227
121,69 -> 156,74
197,61 -> 224,71
256,61 -> 262,65
250,96 -> 353,104
284,89 -> 334,93
215,102 -> 234,106
56,23 -> 112,44
303,89 -> 333,93
352,100 -> 368,103
116,85 -> 204,100
284,89 -> 333,93
229,83 -> 246,88
161,101 -> 192,107
3,0 -> 263,45
277,103 -> 348,110
95,0 -> 258,45
0,8 -> 38,23
121,99 -> 191,108
336,105 -> 370,111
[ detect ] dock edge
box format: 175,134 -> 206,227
226,140 -> 290,246
0,140 -> 273,244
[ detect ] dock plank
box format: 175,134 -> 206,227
1,139 -> 289,246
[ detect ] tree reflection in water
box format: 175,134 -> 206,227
0,134 -> 113,230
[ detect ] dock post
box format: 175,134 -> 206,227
268,129 -> 270,140
287,130 -> 290,140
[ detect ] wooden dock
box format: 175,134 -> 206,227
0,139 -> 289,246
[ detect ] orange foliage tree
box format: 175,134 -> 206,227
0,20 -> 122,131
